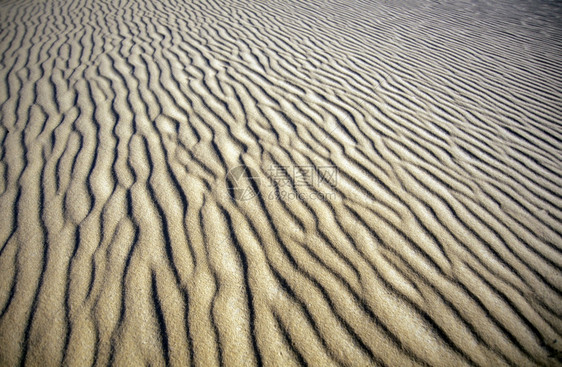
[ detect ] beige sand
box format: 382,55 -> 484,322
0,0 -> 561,365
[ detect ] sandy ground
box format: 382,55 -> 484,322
1,0 -> 561,365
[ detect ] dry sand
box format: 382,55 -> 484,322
1,0 -> 561,365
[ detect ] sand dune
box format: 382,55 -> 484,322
1,0 -> 561,365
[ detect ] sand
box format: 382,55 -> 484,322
0,0 -> 561,365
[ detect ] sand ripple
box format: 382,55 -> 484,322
1,0 -> 561,365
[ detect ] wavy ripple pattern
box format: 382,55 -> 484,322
1,0 -> 561,365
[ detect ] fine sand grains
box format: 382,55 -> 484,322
0,0 -> 561,365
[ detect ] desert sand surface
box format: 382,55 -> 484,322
1,0 -> 561,365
